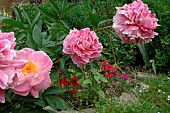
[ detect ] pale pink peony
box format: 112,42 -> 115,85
11,48 -> 52,98
0,67 -> 15,103
113,0 -> 160,44
63,28 -> 103,66
0,30 -> 16,68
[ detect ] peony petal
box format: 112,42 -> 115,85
33,74 -> 51,91
30,88 -> 39,98
13,81 -> 31,92
0,88 -> 5,103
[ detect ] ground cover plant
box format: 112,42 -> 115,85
0,0 -> 169,112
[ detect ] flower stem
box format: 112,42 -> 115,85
94,25 -> 112,32
106,30 -> 117,65
53,55 -> 67,64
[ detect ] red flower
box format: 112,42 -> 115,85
99,60 -> 119,75
71,76 -> 78,85
70,90 -> 77,94
59,78 -> 69,88
104,73 -> 113,78
75,83 -> 81,88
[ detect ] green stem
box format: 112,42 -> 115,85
94,25 -> 112,32
53,55 -> 67,65
106,30 -> 117,65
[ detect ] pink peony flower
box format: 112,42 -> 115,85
11,48 -> 52,98
63,28 -> 103,66
113,0 -> 160,44
0,30 -> 16,68
0,67 -> 15,103
0,88 -> 5,103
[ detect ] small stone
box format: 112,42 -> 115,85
119,92 -> 137,104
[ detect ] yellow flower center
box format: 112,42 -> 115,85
21,62 -> 37,74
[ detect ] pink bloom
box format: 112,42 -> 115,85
11,48 -> 52,98
130,79 -> 135,82
0,30 -> 16,68
126,66 -> 130,70
120,74 -> 130,80
0,88 -> 5,103
0,67 -> 15,103
63,28 -> 103,66
113,0 -> 160,44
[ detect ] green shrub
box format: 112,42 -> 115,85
142,0 -> 170,73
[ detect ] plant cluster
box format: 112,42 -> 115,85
0,0 -> 168,112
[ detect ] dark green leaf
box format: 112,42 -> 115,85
39,8 -> 56,22
62,3 -> 79,17
59,58 -> 65,70
48,0 -> 61,18
22,7 -> 32,26
2,19 -> 26,29
43,86 -> 67,95
32,12 -> 41,27
89,12 -> 100,29
12,5 -> 23,23
44,96 -> 69,110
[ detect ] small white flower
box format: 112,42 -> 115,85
139,90 -> 142,93
158,89 -> 161,92
167,95 -> 170,101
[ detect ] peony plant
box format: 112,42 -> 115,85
63,28 -> 103,67
0,30 -> 53,103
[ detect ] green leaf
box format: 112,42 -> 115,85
94,76 -> 100,82
138,44 -> 149,66
12,5 -> 23,23
22,7 -> 32,26
59,58 -> 70,78
48,0 -> 61,18
89,12 -> 100,29
32,25 -> 42,47
62,3 -> 79,17
0,15 -> 9,22
26,33 -> 38,50
83,79 -> 91,85
98,90 -> 105,99
59,58 -> 65,70
44,96 -> 69,110
39,8 -> 56,22
100,75 -> 108,82
2,19 -> 26,29
43,86 -> 67,95
60,20 -> 70,31
34,99 -> 46,108
32,12 -> 41,27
